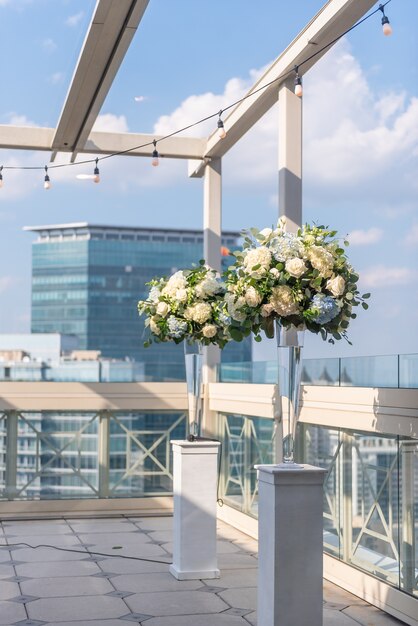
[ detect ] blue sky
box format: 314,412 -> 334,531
0,0 -> 417,361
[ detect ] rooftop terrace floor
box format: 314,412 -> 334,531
0,514 -> 403,626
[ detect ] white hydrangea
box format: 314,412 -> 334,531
202,324 -> 217,338
225,293 -> 246,322
259,227 -> 273,240
285,257 -> 307,278
149,318 -> 161,335
261,303 -> 274,318
187,302 -> 212,324
306,246 -> 334,278
195,276 -> 221,298
149,286 -> 161,303
326,275 -> 345,297
162,271 -> 188,297
175,288 -> 188,303
243,246 -> 272,279
156,301 -> 170,317
245,286 -> 262,308
270,285 -> 299,317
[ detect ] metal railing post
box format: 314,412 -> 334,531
5,410 -> 18,500
400,440 -> 416,594
98,411 -> 110,498
341,431 -> 354,562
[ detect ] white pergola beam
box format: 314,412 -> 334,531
203,0 -> 376,160
51,0 -> 149,161
0,126 -> 206,160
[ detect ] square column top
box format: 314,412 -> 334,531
171,440 -> 221,454
255,463 -> 327,486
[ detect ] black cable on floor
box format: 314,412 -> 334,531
0,542 -> 172,565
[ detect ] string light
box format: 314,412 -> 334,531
0,0 -> 393,180
0,166 -> 3,189
151,140 -> 159,167
217,111 -> 226,139
294,66 -> 302,97
93,158 -> 100,183
43,166 -> 51,190
379,3 -> 393,36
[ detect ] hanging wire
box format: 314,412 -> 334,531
1,0 -> 393,173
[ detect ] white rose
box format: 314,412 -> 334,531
156,301 -> 169,317
326,275 -> 345,297
260,228 -> 273,239
285,258 -> 307,278
306,246 -> 334,278
176,288 -> 188,302
243,246 -> 272,279
162,271 -> 188,297
269,268 -> 280,278
202,324 -> 217,338
245,286 -> 262,307
149,318 -> 161,335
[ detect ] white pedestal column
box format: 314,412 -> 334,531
256,464 -> 327,626
169,440 -> 220,580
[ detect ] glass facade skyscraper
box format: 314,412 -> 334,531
25,223 -> 251,379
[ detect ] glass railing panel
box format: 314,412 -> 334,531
0,410 -> 186,501
220,413 -> 274,516
340,355 -> 398,388
399,354 -> 418,389
300,424 -> 342,558
349,432 -> 400,588
302,359 -> 340,386
399,438 -> 418,597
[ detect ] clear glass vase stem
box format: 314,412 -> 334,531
184,341 -> 203,439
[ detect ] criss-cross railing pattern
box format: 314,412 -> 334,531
0,410 -> 186,500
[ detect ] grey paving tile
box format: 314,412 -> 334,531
28,596 -> 128,622
84,543 -> 168,559
217,553 -> 258,569
145,531 -> 172,543
342,604 -> 405,624
324,608 -> 360,625
11,547 -> 87,562
144,616 -> 247,626
125,590 -> 229,616
9,594 -> 39,604
69,522 -> 136,534
0,601 -> 26,625
121,613 -> 153,622
107,590 -> 135,598
224,608 -> 253,616
3,524 -> 69,536
323,580 -> 368,607
208,568 -> 257,588
198,585 -> 227,593
76,532 -> 150,545
244,611 -> 257,625
0,563 -> 16,579
5,575 -> 31,582
135,517 -> 173,531
5,535 -> 82,548
216,540 -> 243,554
0,580 -> 20,600
16,560 -> 100,578
98,557 -> 169,575
219,587 -> 257,611
44,621 -> 131,626
112,572 -> 202,593
21,575 -> 113,597
14,620 -> 47,626
0,549 -> 14,562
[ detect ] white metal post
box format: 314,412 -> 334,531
98,411 -> 110,498
202,157 -> 222,437
5,410 -> 18,500
278,81 -> 302,234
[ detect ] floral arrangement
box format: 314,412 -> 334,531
223,218 -> 370,344
137,262 -> 231,348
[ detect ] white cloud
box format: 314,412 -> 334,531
134,96 -> 147,103
7,113 -> 38,127
92,113 -> 130,134
0,276 -> 15,293
49,72 -> 64,85
360,265 -> 416,288
66,11 -> 84,27
42,38 -> 57,53
348,227 -> 383,246
404,223 -> 418,245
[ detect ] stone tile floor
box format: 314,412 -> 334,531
0,515 -> 404,625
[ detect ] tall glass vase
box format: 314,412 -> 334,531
184,340 -> 203,440
276,320 -> 305,465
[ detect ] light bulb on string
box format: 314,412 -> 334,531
44,166 -> 51,190
93,158 -> 100,183
151,140 -> 159,167
379,4 -> 392,35
0,166 -> 3,189
294,66 -> 303,97
217,111 -> 226,139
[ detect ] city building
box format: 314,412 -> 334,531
25,223 -> 251,379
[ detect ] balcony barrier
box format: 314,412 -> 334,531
218,353 -> 418,388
